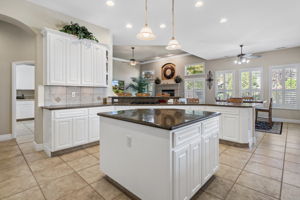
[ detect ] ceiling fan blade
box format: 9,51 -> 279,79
244,54 -> 262,59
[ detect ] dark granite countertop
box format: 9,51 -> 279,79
98,109 -> 221,130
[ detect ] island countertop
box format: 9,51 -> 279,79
41,102 -> 260,110
98,109 -> 221,130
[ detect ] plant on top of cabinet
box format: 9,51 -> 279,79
154,77 -> 161,84
174,75 -> 182,83
60,22 -> 99,42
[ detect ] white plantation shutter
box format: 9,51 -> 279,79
239,68 -> 263,100
184,78 -> 205,103
215,71 -> 235,100
271,64 -> 299,109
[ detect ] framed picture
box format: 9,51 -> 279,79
185,63 -> 205,76
161,63 -> 176,80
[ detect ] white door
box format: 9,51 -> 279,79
210,132 -> 219,173
89,116 -> 100,142
93,44 -> 106,87
173,145 -> 190,200
81,42 -> 94,86
16,65 -> 35,90
48,33 -> 67,85
54,118 -> 73,150
201,134 -> 212,185
222,114 -> 239,142
73,116 -> 89,146
66,38 -> 81,85
190,139 -> 202,196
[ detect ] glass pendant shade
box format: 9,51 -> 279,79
130,59 -> 137,66
166,37 -> 181,50
137,25 -> 156,40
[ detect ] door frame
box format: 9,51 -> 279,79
11,61 -> 35,138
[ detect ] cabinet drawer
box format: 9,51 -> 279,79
88,107 -> 114,115
203,117 -> 219,134
173,126 -> 201,147
54,109 -> 88,118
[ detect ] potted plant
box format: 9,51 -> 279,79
154,77 -> 161,84
126,77 -> 150,96
60,22 -> 99,42
174,75 -> 183,83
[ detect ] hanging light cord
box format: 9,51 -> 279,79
145,0 -> 148,26
132,47 -> 135,59
172,0 -> 175,39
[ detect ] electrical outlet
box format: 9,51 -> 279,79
71,92 -> 76,98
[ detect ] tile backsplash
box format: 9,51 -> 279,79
44,86 -> 107,106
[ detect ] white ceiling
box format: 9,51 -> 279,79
113,45 -> 187,61
28,0 -> 300,60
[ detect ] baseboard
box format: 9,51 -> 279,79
273,117 -> 300,124
0,134 -> 13,141
33,141 -> 44,151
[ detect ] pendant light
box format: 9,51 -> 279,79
130,47 -> 137,66
137,0 -> 156,40
166,0 -> 181,50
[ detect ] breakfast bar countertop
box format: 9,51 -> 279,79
98,108 -> 221,130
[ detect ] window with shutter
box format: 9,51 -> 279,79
215,71 -> 235,100
239,68 -> 263,100
271,65 -> 299,109
184,78 -> 205,103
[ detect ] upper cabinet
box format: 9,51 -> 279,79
16,64 -> 35,90
43,28 -> 109,87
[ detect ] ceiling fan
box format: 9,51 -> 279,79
234,45 -> 261,64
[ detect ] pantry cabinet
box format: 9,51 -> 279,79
43,28 -> 109,87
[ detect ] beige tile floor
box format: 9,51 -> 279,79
0,123 -> 299,200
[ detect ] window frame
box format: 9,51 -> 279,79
238,67 -> 263,100
215,70 -> 235,100
184,63 -> 205,77
184,77 -> 206,102
269,64 -> 300,110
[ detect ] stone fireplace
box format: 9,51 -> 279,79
155,83 -> 184,97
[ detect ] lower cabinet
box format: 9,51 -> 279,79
173,118 -> 219,200
222,114 -> 239,142
73,116 -> 89,146
54,118 -> 73,151
16,100 -> 34,120
173,145 -> 190,200
89,115 -> 100,142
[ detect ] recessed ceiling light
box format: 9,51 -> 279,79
195,1 -> 204,7
126,23 -> 133,29
219,18 -> 228,23
160,24 -> 166,29
154,56 -> 161,59
106,0 -> 115,7
167,54 -> 174,57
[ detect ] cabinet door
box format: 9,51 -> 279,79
81,43 -> 94,86
54,118 -> 73,150
173,145 -> 190,200
66,39 -> 81,85
222,114 -> 239,142
201,134 -> 212,185
89,116 -> 100,142
73,116 -> 89,146
210,132 -> 219,173
93,44 -> 106,87
48,33 -> 67,85
16,101 -> 34,119
190,139 -> 202,196
16,65 -> 35,90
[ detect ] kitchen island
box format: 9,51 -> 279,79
98,109 -> 220,200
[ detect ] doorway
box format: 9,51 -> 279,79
12,61 -> 35,143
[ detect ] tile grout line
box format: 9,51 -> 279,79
15,141 -> 48,200
279,124 -> 289,200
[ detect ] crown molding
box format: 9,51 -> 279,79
140,53 -> 191,65
113,57 -> 130,63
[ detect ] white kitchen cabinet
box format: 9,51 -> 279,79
45,32 -> 67,85
201,134 -> 212,184
16,65 -> 35,90
66,38 -> 81,85
43,28 -> 109,87
173,145 -> 190,200
81,42 -> 94,86
222,114 -> 240,142
189,139 -> 202,196
16,101 -> 34,120
54,118 -> 73,151
89,116 -> 100,142
73,116 -> 89,146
